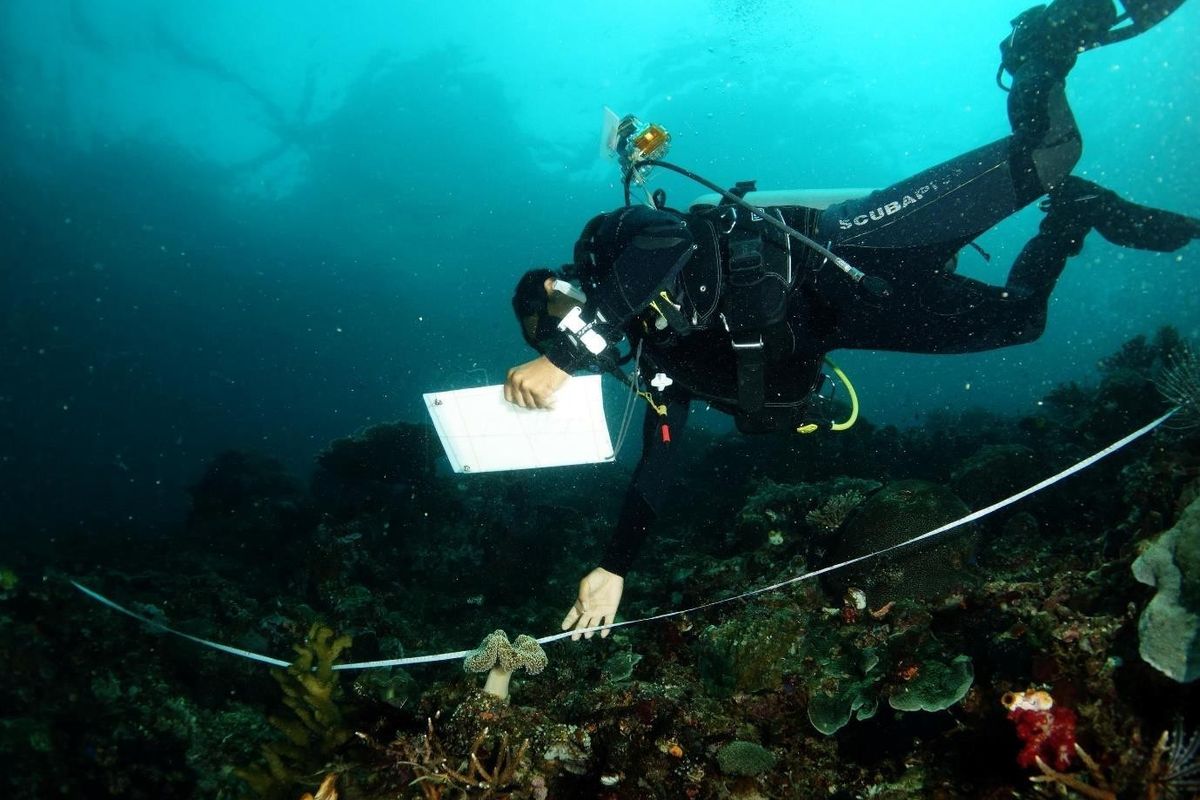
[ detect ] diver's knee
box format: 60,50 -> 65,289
1021,84 -> 1081,189
1009,82 -> 1082,199
1010,315 -> 1048,345
1032,107 -> 1082,190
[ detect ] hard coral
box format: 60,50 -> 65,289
362,714 -> 531,800
716,740 -> 777,777
1029,720 -> 1200,800
820,479 -> 979,604
1131,493 -> 1200,683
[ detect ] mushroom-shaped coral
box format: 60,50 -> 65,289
463,630 -> 548,702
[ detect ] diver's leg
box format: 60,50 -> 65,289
1000,0 -> 1122,199
1056,177 -> 1200,250
814,177 -> 1198,355
999,0 -> 1119,87
814,1 -> 1190,280
1006,176 -> 1200,296
815,86 -> 1080,254
811,265 -> 1051,355
1001,0 -> 1190,79
816,137 -> 1033,252
815,125 -> 1086,259
600,393 -> 691,576
815,2 -> 1119,252
1006,71 -> 1082,202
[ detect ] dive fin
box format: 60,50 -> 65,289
1084,0 -> 1185,47
998,0 -> 1189,88
1106,0 -> 1189,43
1041,176 -> 1200,252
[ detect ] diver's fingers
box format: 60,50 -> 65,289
510,381 -> 527,408
504,368 -> 519,405
561,606 -> 581,631
570,613 -> 590,642
580,612 -> 599,640
599,613 -> 614,638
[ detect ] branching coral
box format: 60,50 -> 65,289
272,624 -> 353,751
1027,720 -> 1200,800
362,713 -> 531,800
1031,743 -> 1116,799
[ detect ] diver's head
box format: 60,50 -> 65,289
512,268 -> 578,351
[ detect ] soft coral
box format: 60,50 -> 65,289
1007,703 -> 1078,770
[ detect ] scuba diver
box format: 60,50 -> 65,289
505,0 -> 1200,640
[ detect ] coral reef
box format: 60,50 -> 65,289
9,329 -> 1200,798
310,421 -> 440,522
1028,720 -> 1200,799
0,566 -> 17,599
800,600 -> 974,735
363,712 -> 531,800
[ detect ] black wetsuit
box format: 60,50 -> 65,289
539,49 -> 1196,576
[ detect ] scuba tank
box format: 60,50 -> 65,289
689,188 -> 875,212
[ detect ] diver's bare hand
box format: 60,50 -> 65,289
560,567 -> 624,641
504,356 -> 569,409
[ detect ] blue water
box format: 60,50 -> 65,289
1,1 -> 1197,536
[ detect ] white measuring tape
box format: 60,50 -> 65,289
72,408 -> 1176,671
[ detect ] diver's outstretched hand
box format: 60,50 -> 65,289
504,355 -> 569,409
561,567 -> 624,641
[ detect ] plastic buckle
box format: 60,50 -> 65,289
731,335 -> 764,350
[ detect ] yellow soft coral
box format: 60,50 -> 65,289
272,624 -> 352,751
238,623 -> 353,798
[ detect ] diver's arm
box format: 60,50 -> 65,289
599,395 -> 691,575
561,396 -> 690,641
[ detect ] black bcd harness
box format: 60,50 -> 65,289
698,180 -> 798,416
569,184 -> 827,431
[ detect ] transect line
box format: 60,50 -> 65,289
71,408 -> 1175,671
